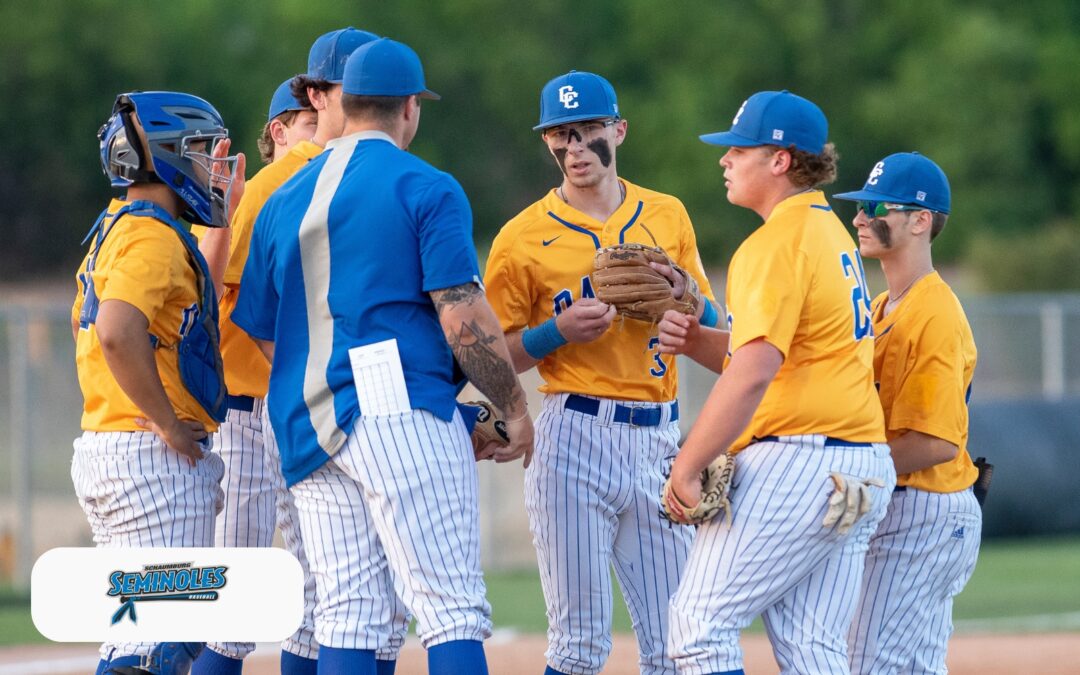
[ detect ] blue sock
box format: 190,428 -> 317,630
376,659 -> 397,675
190,648 -> 243,675
543,668 -> 569,675
281,650 -> 318,675
95,659 -> 110,675
317,646 -> 376,675
707,670 -> 745,675
428,640 -> 487,675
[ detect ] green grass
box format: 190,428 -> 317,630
3,536 -> 1078,646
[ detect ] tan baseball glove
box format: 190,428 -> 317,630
591,243 -> 701,322
661,453 -> 734,526
822,473 -> 885,535
467,400 -> 509,450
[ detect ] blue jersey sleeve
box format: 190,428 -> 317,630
415,173 -> 481,292
231,204 -> 279,342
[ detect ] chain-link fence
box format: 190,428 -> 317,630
3,294 -> 1080,588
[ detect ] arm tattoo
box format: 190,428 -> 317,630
448,318 -> 523,413
430,282 -> 483,317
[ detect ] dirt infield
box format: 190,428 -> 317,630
2,632 -> 1079,674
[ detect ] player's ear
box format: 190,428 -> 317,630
613,119 -> 628,147
770,147 -> 792,175
268,119 -> 288,148
910,209 -> 934,237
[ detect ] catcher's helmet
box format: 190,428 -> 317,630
98,91 -> 239,227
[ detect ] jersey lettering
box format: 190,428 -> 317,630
552,276 -> 596,316
647,337 -> 667,378
841,251 -> 872,340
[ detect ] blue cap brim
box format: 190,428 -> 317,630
533,112 -> 618,132
699,130 -> 765,147
419,89 -> 441,100
832,189 -> 908,203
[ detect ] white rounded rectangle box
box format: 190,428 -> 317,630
32,547 -> 303,642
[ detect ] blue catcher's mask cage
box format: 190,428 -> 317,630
101,91 -> 239,227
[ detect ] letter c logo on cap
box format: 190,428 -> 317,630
867,161 -> 885,186
558,85 -> 579,109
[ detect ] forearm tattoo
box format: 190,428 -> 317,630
431,284 -> 523,412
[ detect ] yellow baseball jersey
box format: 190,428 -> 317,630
191,140 -> 322,398
872,272 -> 979,492
485,179 -> 714,402
726,191 -> 885,452
73,198 -> 216,431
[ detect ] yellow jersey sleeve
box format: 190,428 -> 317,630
484,223 -> 536,334
676,201 -> 716,303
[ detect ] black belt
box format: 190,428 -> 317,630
226,395 -> 255,412
755,435 -> 874,449
894,486 -> 907,492
564,394 -> 678,427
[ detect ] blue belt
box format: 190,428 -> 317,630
564,394 -> 678,427
755,435 -> 873,449
894,486 -> 908,492
226,395 -> 255,412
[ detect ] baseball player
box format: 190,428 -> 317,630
483,70 -> 720,675
664,90 -> 896,674
190,29 -> 417,675
232,38 -> 533,674
73,91 -> 244,675
833,152 -> 982,674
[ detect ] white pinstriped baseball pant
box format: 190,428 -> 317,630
669,436 -> 896,675
527,393 -> 693,675
289,408 -> 491,651
848,486 -> 982,674
71,430 -> 224,662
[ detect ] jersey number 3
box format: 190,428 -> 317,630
841,251 -> 872,340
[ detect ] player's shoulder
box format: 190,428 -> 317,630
502,190 -> 559,236
626,180 -> 688,212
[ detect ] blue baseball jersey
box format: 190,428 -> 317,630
232,130 -> 481,486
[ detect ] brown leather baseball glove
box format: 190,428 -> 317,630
591,243 -> 700,322
661,452 -> 734,526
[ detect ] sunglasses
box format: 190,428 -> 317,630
857,201 -> 926,218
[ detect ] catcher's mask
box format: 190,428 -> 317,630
98,91 -> 239,227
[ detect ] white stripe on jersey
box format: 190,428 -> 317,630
849,487 -> 982,674
298,134 -> 357,458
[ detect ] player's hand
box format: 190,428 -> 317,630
649,261 -> 687,299
496,408 -> 534,468
667,455 -> 703,509
555,298 -> 617,343
211,138 -> 246,224
658,310 -> 701,355
822,472 -> 886,535
135,416 -> 208,466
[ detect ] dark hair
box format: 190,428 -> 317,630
341,93 -> 410,124
783,142 -> 839,189
930,212 -> 948,241
290,75 -> 330,104
255,110 -> 308,165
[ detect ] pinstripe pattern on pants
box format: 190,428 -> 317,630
669,436 -> 896,675
204,399 -> 275,661
848,487 -> 982,674
290,408 -> 491,651
527,393 -> 692,675
71,430 -> 225,661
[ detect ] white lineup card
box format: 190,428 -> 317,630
348,338 -> 412,416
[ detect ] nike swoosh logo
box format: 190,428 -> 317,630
542,236 -> 561,247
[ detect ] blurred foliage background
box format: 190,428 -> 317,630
3,0 -> 1080,289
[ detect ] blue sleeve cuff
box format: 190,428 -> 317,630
522,317 -> 568,360
700,300 -> 719,328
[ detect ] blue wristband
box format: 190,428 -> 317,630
700,300 -> 719,328
522,317 -> 568,359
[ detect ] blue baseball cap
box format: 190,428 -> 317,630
342,38 -> 440,100
307,27 -> 380,83
267,78 -> 307,121
534,70 -> 619,131
700,90 -> 828,154
834,152 -> 951,214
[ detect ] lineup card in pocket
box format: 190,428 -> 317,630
348,338 -> 412,416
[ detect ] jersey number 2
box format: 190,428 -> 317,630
841,251 -> 872,340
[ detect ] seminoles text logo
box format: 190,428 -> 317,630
107,562 -> 227,624
558,85 -> 579,109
